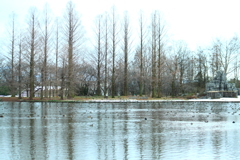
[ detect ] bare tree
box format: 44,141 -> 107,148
166,51 -> 178,97
177,42 -> 189,93
63,1 -> 84,98
6,12 -> 17,97
90,14 -> 105,96
233,55 -> 240,84
17,33 -> 23,99
60,54 -> 67,100
151,11 -> 157,97
26,8 -> 39,100
40,4 -> 52,99
156,11 -> 167,98
209,44 -> 220,78
103,13 -> 110,97
212,36 -> 240,75
138,10 -> 147,96
186,54 -> 195,82
122,11 -> 131,96
166,41 -> 191,96
95,15 -> 102,96
110,6 -> 118,98
54,18 -> 60,97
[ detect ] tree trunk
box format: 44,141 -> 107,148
151,12 -> 157,98
18,35 -> 22,99
96,16 -> 101,96
55,19 -> 59,97
64,1 -> 83,98
29,11 -> 37,100
139,12 -> 144,96
111,7 -> 117,98
123,11 -> 129,96
104,14 -> 108,97
10,13 -> 15,97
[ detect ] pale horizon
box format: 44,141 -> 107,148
1,0 -> 240,51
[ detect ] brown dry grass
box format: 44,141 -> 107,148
0,96 -> 188,102
0,97 -> 61,102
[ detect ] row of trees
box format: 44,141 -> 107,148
1,1 -> 240,99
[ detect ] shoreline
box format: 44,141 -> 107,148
1,97 -> 240,103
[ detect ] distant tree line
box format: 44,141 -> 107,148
1,1 -> 240,99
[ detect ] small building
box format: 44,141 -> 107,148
206,71 -> 238,98
19,86 -> 61,97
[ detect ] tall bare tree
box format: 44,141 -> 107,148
91,14 -> 105,96
123,11 -> 131,96
110,6 -> 118,98
54,18 -> 60,97
27,8 -> 39,100
96,15 -> 102,96
103,13 -> 109,97
151,11 -> 157,98
40,4 -> 52,99
63,1 -> 84,98
156,11 -> 167,98
138,11 -> 147,96
6,12 -> 17,97
18,33 -> 23,99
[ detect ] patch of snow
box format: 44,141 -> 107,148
83,96 -> 240,102
189,96 -> 240,102
1,95 -> 11,97
83,99 -> 186,103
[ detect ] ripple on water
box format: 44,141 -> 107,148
1,102 -> 240,160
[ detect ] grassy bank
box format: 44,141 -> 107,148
0,96 -> 188,102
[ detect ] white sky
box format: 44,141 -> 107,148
1,0 -> 240,50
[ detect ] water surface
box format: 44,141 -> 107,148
1,101 -> 240,160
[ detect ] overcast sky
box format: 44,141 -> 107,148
1,0 -> 240,50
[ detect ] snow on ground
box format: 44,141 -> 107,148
84,99 -> 185,103
189,96 -> 240,102
84,96 -> 240,103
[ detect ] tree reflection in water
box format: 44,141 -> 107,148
0,101 -> 240,159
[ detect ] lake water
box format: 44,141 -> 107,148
1,101 -> 240,160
